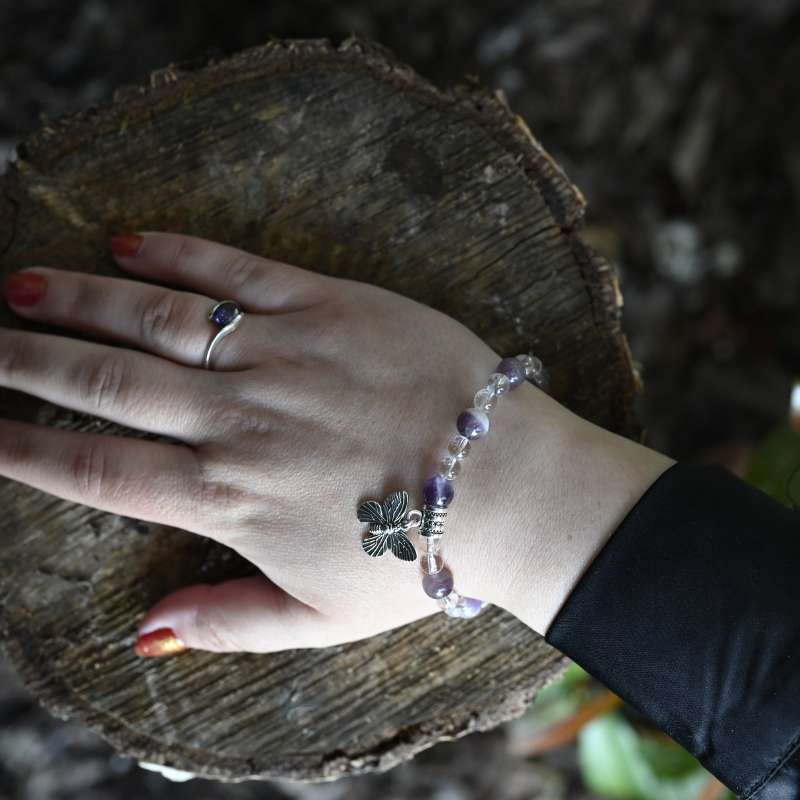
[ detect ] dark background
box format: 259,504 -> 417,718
1,1 -> 798,798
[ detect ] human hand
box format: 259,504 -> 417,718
0,233 -> 674,656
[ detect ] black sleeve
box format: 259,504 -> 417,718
544,462 -> 800,800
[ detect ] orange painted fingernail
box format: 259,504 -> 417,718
110,233 -> 144,258
134,627 -> 186,658
2,271 -> 47,306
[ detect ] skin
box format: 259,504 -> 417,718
0,232 -> 675,654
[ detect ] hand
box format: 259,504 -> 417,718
0,233 -> 674,656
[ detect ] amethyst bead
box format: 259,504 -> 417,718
210,300 -> 240,327
456,408 -> 490,440
423,474 -> 454,508
445,596 -> 486,619
422,566 -> 454,599
496,357 -> 526,389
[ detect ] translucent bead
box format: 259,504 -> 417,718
439,456 -> 462,480
425,533 -> 442,555
422,550 -> 444,574
473,387 -> 497,413
437,590 -> 461,611
517,353 -> 544,380
423,566 -> 454,599
487,372 -> 511,397
448,435 -> 471,461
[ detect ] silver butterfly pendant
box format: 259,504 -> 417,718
357,490 -> 418,562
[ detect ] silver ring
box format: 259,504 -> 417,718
203,300 -> 245,369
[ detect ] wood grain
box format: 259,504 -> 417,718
0,37 -> 639,780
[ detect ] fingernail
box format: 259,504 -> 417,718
110,233 -> 144,258
134,627 -> 186,658
2,271 -> 47,307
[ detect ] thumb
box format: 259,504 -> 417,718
134,576 -> 324,656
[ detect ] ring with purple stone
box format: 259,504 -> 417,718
356,352 -> 549,620
203,300 -> 245,370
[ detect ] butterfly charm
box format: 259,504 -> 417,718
357,490 -> 418,561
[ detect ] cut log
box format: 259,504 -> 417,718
0,37 -> 640,781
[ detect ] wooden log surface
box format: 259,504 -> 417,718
0,37 -> 640,781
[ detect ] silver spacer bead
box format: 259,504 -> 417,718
420,504 -> 448,538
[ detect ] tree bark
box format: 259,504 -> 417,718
0,36 -> 640,781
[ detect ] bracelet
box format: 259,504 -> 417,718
356,353 -> 549,619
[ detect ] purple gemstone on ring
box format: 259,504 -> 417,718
211,301 -> 240,327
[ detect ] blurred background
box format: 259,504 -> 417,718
0,1 -> 798,798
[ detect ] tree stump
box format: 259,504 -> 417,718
0,37 -> 640,781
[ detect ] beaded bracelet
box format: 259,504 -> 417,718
356,353 -> 549,619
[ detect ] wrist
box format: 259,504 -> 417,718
451,383 -> 675,634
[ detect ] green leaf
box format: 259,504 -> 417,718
526,661 -> 591,726
578,713 -> 647,798
638,737 -> 702,779
745,424 -> 800,508
578,713 -> 712,800
532,661 -> 589,704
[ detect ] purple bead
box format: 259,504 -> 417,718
496,357 -> 526,389
423,474 -> 454,508
443,595 -> 486,619
211,301 -> 240,327
422,566 -> 454,599
456,408 -> 490,440
458,596 -> 486,618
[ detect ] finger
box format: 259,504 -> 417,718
134,576 -> 326,656
0,327 -> 217,442
0,417 -> 201,529
110,232 -> 332,313
2,267 -> 263,370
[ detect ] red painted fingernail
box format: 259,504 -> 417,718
2,272 -> 47,307
110,233 -> 144,258
134,627 -> 186,658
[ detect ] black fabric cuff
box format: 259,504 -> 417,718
544,462 -> 800,799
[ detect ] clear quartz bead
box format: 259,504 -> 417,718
488,372 -> 511,397
517,353 -> 543,378
439,455 -> 462,480
422,549 -> 444,574
447,435 -> 471,461
473,387 -> 497,413
423,535 -> 442,575
437,590 -> 461,611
